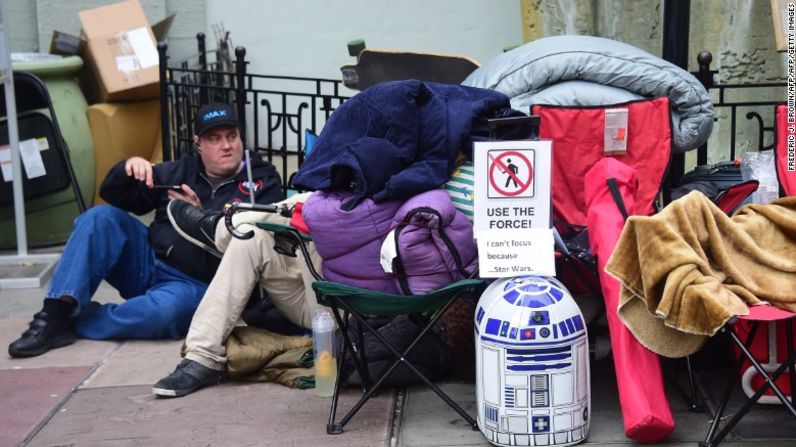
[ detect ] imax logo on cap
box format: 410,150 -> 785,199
203,110 -> 228,121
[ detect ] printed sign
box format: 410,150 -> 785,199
0,144 -> 10,182
474,140 -> 552,233
604,108 -> 628,155
487,149 -> 535,198
18,138 -> 46,179
476,229 -> 556,277
474,139 -> 555,278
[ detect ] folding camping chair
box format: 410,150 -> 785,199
531,97 -> 677,443
223,202 -> 487,434
531,97 -> 763,442
700,307 -> 796,447
0,72 -> 86,212
698,103 -> 796,447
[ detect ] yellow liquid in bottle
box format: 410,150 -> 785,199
315,350 -> 338,397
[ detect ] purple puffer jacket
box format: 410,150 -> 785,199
303,189 -> 477,295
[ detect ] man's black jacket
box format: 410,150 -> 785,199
99,151 -> 282,283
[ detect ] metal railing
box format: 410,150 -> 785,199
693,51 -> 784,161
694,51 -> 786,165
158,38 -> 784,197
158,33 -> 350,193
670,51 -> 785,186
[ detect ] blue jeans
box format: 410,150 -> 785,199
45,206 -> 208,340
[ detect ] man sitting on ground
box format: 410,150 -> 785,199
8,103 -> 282,358
152,183 -> 475,397
152,196 -> 324,397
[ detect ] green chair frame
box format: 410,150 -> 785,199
255,220 -> 486,434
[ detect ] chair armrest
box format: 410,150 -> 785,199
255,221 -> 312,242
255,221 -> 322,281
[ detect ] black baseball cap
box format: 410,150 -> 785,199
194,103 -> 240,136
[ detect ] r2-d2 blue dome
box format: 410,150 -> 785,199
475,276 -> 590,447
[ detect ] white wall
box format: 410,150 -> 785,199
205,0 -> 523,80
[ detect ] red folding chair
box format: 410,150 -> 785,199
699,103 -> 796,447
532,97 -> 676,443
700,306 -> 796,447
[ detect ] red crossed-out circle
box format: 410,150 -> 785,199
489,150 -> 533,197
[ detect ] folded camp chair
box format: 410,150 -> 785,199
224,202 -> 487,434
531,97 -> 677,443
0,72 -> 86,212
699,306 -> 796,447
698,103 -> 796,446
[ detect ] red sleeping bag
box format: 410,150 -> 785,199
584,158 -> 675,443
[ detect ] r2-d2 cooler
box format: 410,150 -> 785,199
475,276 -> 590,447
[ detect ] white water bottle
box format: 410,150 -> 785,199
312,309 -> 337,397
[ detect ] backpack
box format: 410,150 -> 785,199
336,314 -> 449,387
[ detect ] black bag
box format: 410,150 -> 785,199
241,288 -> 307,336
672,161 -> 746,203
678,161 -> 744,189
336,314 -> 449,387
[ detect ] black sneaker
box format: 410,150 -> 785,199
8,311 -> 76,358
167,200 -> 223,258
152,359 -> 228,397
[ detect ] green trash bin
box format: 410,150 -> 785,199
0,54 -> 95,248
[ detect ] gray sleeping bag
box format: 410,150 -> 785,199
462,35 -> 712,152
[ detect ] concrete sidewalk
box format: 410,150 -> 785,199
1,251 -> 795,446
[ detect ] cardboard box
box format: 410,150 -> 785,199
152,13 -> 176,43
78,0 -> 168,103
87,100 -> 163,204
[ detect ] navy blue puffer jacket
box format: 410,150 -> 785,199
292,80 -> 517,209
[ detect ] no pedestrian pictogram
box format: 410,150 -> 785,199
488,149 -> 535,198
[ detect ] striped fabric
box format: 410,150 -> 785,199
444,161 -> 475,221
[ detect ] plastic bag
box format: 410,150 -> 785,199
741,150 -> 778,203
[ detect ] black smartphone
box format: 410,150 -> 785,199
152,185 -> 183,191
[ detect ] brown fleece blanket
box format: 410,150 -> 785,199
605,191 -> 796,358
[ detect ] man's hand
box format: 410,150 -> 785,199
168,184 -> 202,208
125,156 -> 154,188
